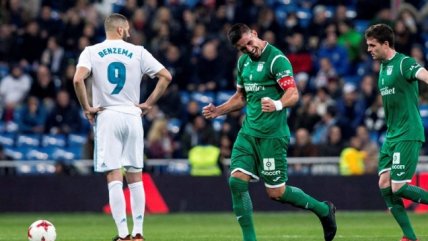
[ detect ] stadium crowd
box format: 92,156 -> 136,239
2,0 -> 428,175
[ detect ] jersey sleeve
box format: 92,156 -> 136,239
140,47 -> 165,78
76,47 -> 92,70
401,57 -> 422,81
271,55 -> 293,81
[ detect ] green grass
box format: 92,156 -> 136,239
1,211 -> 427,241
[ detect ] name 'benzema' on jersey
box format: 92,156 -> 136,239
98,47 -> 133,59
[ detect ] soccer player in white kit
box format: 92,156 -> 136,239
73,13 -> 172,241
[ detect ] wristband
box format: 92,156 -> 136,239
273,100 -> 283,111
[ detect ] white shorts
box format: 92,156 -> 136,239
93,108 -> 144,172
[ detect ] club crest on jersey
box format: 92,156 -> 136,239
386,65 -> 393,75
257,62 -> 265,72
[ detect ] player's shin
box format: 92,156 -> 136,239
229,177 -> 257,241
279,185 -> 329,217
380,187 -> 417,240
108,181 -> 130,238
395,184 -> 428,204
129,181 -> 145,237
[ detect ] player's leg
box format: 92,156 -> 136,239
96,110 -> 130,240
379,141 -> 417,240
391,141 -> 428,204
229,171 -> 256,241
229,133 -> 259,241
107,169 -> 130,240
123,114 -> 145,241
125,170 -> 145,241
260,137 -> 335,241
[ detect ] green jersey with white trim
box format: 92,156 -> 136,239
378,52 -> 424,142
236,43 -> 292,138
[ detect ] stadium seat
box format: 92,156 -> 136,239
15,162 -> 56,175
25,148 -> 50,160
215,90 -> 234,106
354,20 -> 370,34
68,133 -> 87,147
167,118 -> 182,135
191,92 -> 215,109
212,116 -> 226,132
0,133 -> 15,147
16,134 -> 41,147
41,134 -> 67,147
3,147 -> 24,160
179,91 -> 190,105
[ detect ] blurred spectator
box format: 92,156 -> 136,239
194,40 -> 226,92
336,83 -> 366,140
315,30 -> 350,76
16,96 -> 47,134
161,44 -> 191,90
285,32 -> 313,75
36,5 -> 62,38
289,128 -> 319,157
410,44 -> 426,67
393,19 -> 417,55
359,74 -> 378,109
312,105 -> 338,144
337,20 -> 363,63
339,136 -> 366,176
313,87 -> 336,117
60,63 -> 78,104
256,7 -> 280,36
17,20 -> 46,65
307,4 -> 330,50
312,57 -> 338,89
156,84 -> 184,119
146,118 -> 175,159
0,24 -> 14,62
318,125 -> 345,157
355,125 -> 379,174
28,65 -> 57,110
364,94 -> 386,142
0,64 -> 32,122
292,94 -> 321,133
45,90 -> 82,134
40,36 -> 65,77
181,115 -> 218,158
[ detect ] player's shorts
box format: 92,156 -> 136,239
378,140 -> 422,183
93,108 -> 144,172
230,133 -> 288,188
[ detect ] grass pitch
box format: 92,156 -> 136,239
1,211 -> 427,241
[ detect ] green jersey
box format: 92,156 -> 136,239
379,52 -> 424,142
236,44 -> 292,138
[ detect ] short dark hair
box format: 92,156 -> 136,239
228,23 -> 251,45
104,13 -> 127,32
365,23 -> 395,49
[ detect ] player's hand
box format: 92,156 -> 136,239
202,103 -> 218,119
261,97 -> 275,112
137,102 -> 152,115
84,107 -> 104,125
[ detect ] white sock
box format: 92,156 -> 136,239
129,181 -> 145,236
108,181 -> 129,238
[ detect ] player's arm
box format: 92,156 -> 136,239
416,68 -> 428,85
73,66 -> 102,124
202,87 -> 246,119
138,68 -> 172,115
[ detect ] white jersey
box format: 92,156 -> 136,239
76,39 -> 164,114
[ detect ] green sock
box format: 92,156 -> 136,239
279,185 -> 329,217
229,177 -> 257,241
395,184 -> 428,204
380,187 -> 416,240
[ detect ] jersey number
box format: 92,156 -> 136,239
107,62 -> 126,94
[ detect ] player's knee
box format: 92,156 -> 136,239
266,187 -> 284,200
391,183 -> 405,194
229,176 -> 248,192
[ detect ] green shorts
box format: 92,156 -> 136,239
230,133 -> 288,187
378,140 -> 422,183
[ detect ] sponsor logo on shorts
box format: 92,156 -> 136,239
261,170 -> 281,176
393,152 -> 400,164
263,158 -> 275,171
392,164 -> 405,170
397,172 -> 405,177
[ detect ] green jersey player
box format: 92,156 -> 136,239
202,23 -> 336,241
365,23 -> 428,241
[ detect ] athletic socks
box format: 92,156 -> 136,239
108,181 -> 129,238
279,185 -> 329,217
129,181 -> 145,237
229,177 -> 257,241
380,187 -> 416,240
395,184 -> 428,204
